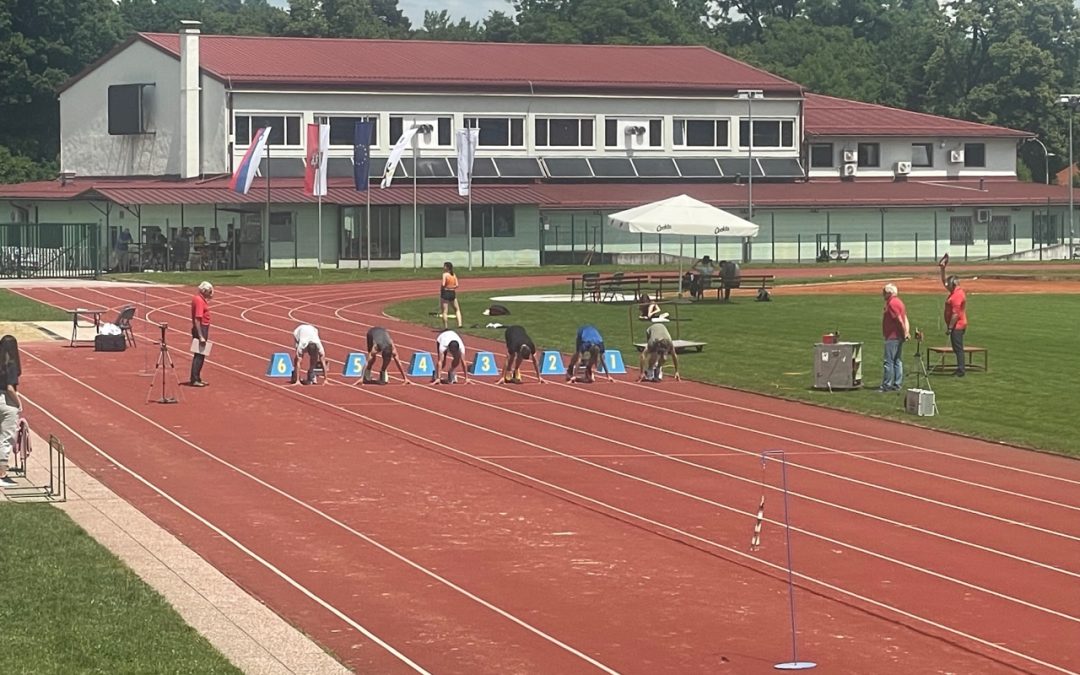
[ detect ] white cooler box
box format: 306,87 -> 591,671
905,388 -> 936,416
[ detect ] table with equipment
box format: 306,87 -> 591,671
65,308 -> 106,347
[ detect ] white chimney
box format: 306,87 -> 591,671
179,20 -> 201,179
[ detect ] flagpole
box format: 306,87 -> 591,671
266,141 -> 272,279
365,185 -> 372,272
317,194 -> 322,277
412,140 -> 419,270
467,186 -> 473,271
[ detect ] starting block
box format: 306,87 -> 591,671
602,349 -> 627,374
471,351 -> 499,376
267,353 -> 294,378
540,350 -> 566,375
342,352 -> 367,377
409,351 -> 435,377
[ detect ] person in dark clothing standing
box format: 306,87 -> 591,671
500,325 -> 545,384
189,281 -> 213,387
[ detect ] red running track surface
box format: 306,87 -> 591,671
15,278 -> 1080,675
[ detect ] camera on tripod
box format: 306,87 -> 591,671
913,328 -> 924,342
158,322 -> 169,345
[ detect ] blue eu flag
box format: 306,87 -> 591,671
353,121 -> 373,192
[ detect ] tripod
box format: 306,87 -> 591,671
147,323 -> 180,404
909,330 -> 939,415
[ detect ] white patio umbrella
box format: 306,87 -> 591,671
608,194 -> 760,294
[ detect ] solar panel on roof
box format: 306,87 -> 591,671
258,158 -> 306,178
631,157 -> 680,177
470,157 -> 498,178
758,157 -> 805,178
543,157 -> 593,178
674,158 -> 721,177
401,157 -> 453,177
588,157 -> 636,177
717,158 -> 763,178
492,158 -> 544,178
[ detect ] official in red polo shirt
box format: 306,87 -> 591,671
879,283 -> 910,392
939,257 -> 968,377
190,281 -> 213,387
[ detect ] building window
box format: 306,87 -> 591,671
605,119 -> 662,147
949,216 -> 974,245
471,205 -> 515,238
989,215 -> 1011,244
535,117 -> 594,148
857,143 -> 880,168
269,211 -> 294,242
389,116 -> 452,146
809,143 -> 834,168
673,119 -> 729,148
235,115 -> 302,146
464,117 -> 525,147
1034,213 -> 1059,244
964,143 -> 986,168
315,116 -> 378,146
738,119 -> 795,148
424,206 -> 447,238
911,143 -> 934,167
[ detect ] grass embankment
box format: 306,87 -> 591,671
0,504 -> 238,674
0,289 -> 68,321
388,287 -> 1080,456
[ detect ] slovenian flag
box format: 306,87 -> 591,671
304,123 -> 329,197
229,127 -> 271,195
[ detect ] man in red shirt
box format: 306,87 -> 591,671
190,281 -> 213,387
879,283 -> 910,391
939,260 -> 968,377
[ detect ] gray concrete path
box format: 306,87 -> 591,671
2,431 -> 351,675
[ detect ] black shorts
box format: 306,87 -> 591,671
441,288 -> 457,302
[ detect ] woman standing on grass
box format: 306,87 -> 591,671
0,335 -> 23,488
440,261 -> 462,330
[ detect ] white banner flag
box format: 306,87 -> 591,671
456,128 -> 479,197
381,126 -> 420,189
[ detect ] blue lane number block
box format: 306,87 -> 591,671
603,349 -> 627,374
409,351 -> 435,377
267,353 -> 294,378
540,350 -> 566,375
471,351 -> 499,376
342,352 -> 367,377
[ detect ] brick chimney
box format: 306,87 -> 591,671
179,20 -> 201,179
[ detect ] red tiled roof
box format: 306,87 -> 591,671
804,93 -> 1029,138
122,33 -> 801,95
0,176 -> 1069,209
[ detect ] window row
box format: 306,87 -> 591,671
810,142 -> 988,169
233,114 -> 798,150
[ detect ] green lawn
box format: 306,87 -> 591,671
0,504 -> 238,675
388,287 -> 1080,456
109,259 -> 1078,287
0,289 -> 68,321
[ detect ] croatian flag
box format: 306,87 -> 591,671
229,127 -> 271,195
304,123 -> 329,197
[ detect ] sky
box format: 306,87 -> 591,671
267,0 -> 511,25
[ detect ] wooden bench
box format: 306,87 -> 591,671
700,274 -> 775,300
926,346 -> 988,374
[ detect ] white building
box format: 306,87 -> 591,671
0,24 -> 1071,274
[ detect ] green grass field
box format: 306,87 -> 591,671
388,287 -> 1080,456
0,289 -> 68,321
0,504 -> 238,675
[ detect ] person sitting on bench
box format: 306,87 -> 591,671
688,256 -> 715,300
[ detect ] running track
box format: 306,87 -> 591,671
15,278 -> 1080,674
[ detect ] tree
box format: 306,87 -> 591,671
416,10 -> 483,41
0,146 -> 56,184
512,0 -> 709,45
285,0 -> 329,36
482,11 -> 519,42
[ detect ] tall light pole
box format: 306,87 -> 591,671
1023,137 -> 1054,185
1060,95 -> 1080,257
737,89 -> 764,221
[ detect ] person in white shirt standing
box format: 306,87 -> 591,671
433,329 -> 469,385
291,324 -> 326,385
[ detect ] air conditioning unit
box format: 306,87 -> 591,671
976,208 -> 991,223
617,120 -> 650,149
842,149 -> 858,163
841,163 -> 858,177
894,161 -> 912,175
949,149 -> 965,164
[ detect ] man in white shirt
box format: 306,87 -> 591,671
433,329 -> 468,385
292,324 -> 326,385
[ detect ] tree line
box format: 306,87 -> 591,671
2,0 -> 1078,184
